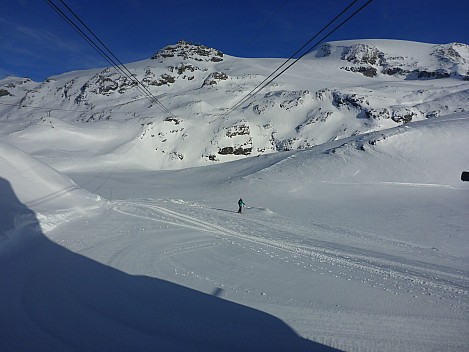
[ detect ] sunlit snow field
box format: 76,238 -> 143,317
2,39 -> 469,351
1,112 -> 469,351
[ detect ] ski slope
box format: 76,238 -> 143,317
1,112 -> 468,351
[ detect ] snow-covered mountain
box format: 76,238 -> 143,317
1,39 -> 468,170
2,40 -> 469,352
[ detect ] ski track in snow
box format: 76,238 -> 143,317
112,199 -> 469,311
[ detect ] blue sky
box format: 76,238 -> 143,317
1,0 -> 469,82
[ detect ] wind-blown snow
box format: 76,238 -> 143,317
1,39 -> 469,351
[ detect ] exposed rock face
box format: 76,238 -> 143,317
341,66 -> 378,77
69,40 -> 228,103
203,72 -> 228,86
381,67 -> 410,76
432,43 -> 468,64
151,40 -> 224,63
412,69 -> 450,79
164,116 -> 182,125
143,70 -> 177,86
218,145 -> 252,155
217,121 -> 252,156
73,69 -> 140,102
341,44 -> 384,66
225,123 -> 250,138
317,42 -> 469,80
0,89 -> 10,97
313,85 -> 469,125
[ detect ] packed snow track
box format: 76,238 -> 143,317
70,197 -> 469,351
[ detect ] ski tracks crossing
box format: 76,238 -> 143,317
112,198 -> 469,312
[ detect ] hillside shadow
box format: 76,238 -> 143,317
0,177 -> 340,352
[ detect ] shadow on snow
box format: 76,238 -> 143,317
0,177 -> 340,352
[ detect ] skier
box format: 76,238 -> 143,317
237,198 -> 245,213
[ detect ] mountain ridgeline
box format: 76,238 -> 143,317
1,39 -> 468,170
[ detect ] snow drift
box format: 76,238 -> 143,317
0,140 -> 102,247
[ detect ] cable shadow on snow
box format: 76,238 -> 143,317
0,177 -> 341,352
25,185 -> 81,208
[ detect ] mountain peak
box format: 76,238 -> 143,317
151,40 -> 224,63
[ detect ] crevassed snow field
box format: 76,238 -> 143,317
1,112 -> 469,351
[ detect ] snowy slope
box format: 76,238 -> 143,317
63,113 -> 469,352
1,39 -> 468,170
1,40 -> 469,352
1,112 -> 467,351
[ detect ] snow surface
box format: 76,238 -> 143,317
1,113 -> 469,351
1,40 -> 469,351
